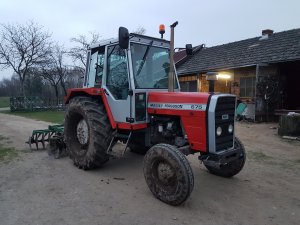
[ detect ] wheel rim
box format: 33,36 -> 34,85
152,160 -> 177,189
156,161 -> 176,185
76,119 -> 89,145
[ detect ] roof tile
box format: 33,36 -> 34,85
177,29 -> 300,75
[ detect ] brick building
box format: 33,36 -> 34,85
176,29 -> 300,121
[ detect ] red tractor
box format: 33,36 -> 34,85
63,22 -> 246,205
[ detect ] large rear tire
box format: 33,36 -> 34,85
64,97 -> 112,170
129,132 -> 149,155
204,137 -> 246,178
143,144 -> 194,206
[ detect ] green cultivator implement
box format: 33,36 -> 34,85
27,124 -> 64,149
26,124 -> 66,158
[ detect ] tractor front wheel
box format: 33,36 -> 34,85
204,137 -> 246,178
143,144 -> 194,206
64,97 -> 112,170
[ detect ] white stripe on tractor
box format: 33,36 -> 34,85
148,102 -> 207,111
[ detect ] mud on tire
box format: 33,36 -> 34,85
64,96 -> 112,169
143,144 -> 194,206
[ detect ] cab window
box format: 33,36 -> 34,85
87,46 -> 105,87
106,45 -> 129,100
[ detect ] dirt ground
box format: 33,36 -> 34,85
0,112 -> 299,225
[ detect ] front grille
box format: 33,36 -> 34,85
215,96 -> 235,151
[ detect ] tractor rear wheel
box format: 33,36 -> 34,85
204,137 -> 246,178
143,144 -> 194,206
64,97 -> 112,169
129,132 -> 149,155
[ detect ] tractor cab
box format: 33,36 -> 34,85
83,32 -> 179,124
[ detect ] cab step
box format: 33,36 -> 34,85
106,131 -> 132,157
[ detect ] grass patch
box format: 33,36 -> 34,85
0,135 -> 19,162
294,159 -> 300,164
247,151 -> 273,161
1,110 -> 64,124
0,136 -> 9,141
248,150 -> 300,174
0,97 -> 10,108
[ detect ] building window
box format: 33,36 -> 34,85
240,77 -> 255,97
180,81 -> 197,92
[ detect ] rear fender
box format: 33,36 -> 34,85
65,88 -> 117,129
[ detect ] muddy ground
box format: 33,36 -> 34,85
0,112 -> 299,225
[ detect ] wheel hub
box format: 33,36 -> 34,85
76,119 -> 89,145
157,162 -> 175,185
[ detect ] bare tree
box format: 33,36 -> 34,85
38,68 -> 61,104
51,45 -> 68,96
0,74 -> 21,97
133,26 -> 146,35
65,67 -> 84,89
0,21 -> 52,96
69,31 -> 101,73
38,44 -> 68,103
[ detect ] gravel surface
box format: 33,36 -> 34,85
0,113 -> 299,225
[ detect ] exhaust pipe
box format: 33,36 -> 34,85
168,21 -> 178,92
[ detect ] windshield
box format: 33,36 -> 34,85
130,43 -> 178,89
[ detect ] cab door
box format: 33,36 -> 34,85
102,44 -> 131,123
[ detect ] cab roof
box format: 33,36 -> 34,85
88,33 -> 170,50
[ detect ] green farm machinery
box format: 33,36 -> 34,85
26,124 -> 66,158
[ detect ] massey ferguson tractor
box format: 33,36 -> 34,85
42,22 -> 246,206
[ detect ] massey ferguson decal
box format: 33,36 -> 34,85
148,102 -> 207,111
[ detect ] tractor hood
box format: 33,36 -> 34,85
147,91 -> 211,152
147,92 -> 211,115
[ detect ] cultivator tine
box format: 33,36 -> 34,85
26,137 -> 33,150
35,134 -> 40,150
26,124 -> 64,150
41,133 -> 45,149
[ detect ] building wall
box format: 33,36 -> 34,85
178,65 -> 281,121
178,75 -> 198,92
179,73 -> 232,93
255,64 -> 280,121
232,67 -> 256,103
279,60 -> 300,110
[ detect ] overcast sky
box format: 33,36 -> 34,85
1,0 -> 300,80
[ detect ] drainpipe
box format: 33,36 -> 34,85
254,64 -> 259,122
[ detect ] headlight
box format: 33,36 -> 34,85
228,124 -> 234,133
216,127 -> 222,136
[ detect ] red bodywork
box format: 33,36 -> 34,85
65,88 -> 147,130
65,88 -> 210,152
65,88 -> 117,129
148,92 -> 210,152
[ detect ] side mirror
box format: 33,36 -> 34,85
119,27 -> 129,49
186,44 -> 193,55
